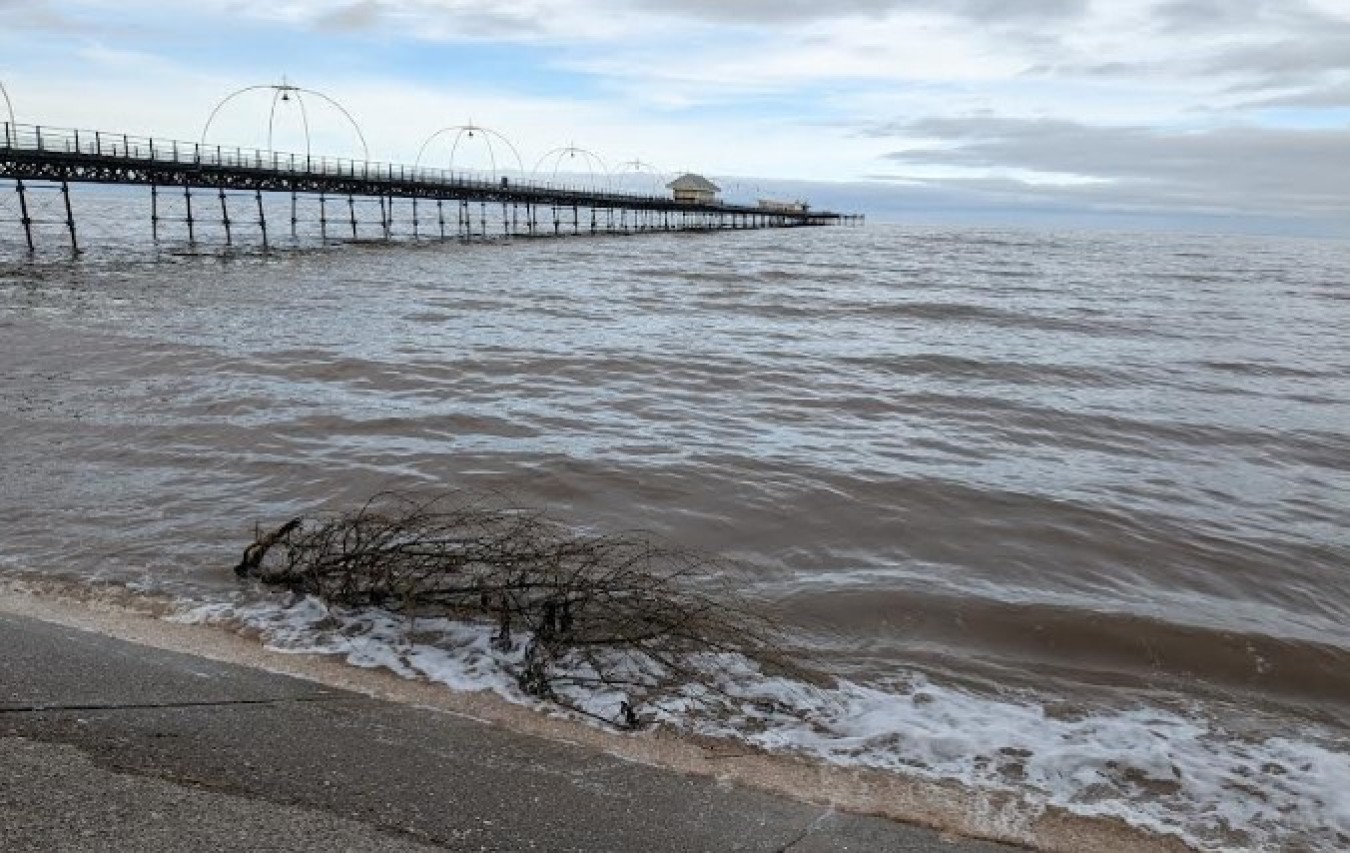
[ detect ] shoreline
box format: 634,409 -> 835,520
0,574 -> 1193,853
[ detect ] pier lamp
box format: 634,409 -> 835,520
200,80 -> 370,162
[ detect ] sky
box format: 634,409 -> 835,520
1,0 -> 1348,234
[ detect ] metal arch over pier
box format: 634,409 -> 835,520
201,81 -> 372,163
533,144 -> 609,192
0,120 -> 863,252
415,124 -> 527,183
0,81 -> 15,130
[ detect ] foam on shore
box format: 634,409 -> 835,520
5,575 -> 1343,852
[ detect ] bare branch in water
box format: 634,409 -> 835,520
234,492 -> 819,728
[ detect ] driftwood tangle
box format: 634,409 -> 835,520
234,492 -> 812,727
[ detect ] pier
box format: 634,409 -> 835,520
0,120 -> 862,253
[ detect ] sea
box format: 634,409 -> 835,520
2,186 -> 1347,851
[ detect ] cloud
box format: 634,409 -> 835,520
1239,80 -> 1350,109
0,0 -> 85,32
1149,0 -> 1321,34
226,0 -> 1091,33
214,0 -> 622,41
626,0 -> 1088,26
1204,35 -> 1350,91
311,0 -> 385,33
1019,0 -> 1350,100
875,116 -> 1350,220
1156,1 -> 1350,94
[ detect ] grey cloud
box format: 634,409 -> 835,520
305,0 -> 546,39
1027,1 -> 1350,93
625,0 -> 1088,26
1204,34 -> 1350,89
1149,0 -> 1327,34
1240,79 -> 1350,109
313,0 -> 385,33
450,10 -> 549,38
876,116 -> 1350,220
311,0 -> 390,33
0,0 -> 84,32
1176,1 -> 1350,91
308,0 -> 1091,35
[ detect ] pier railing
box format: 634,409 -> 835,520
0,120 -> 677,205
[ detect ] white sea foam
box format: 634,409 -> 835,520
176,593 -> 1350,852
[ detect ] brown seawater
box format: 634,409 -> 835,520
2,187 -> 1347,850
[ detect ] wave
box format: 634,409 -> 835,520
177,591 -> 1350,852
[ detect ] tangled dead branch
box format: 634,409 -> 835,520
234,492 -> 815,728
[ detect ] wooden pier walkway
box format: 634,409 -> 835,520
0,122 -> 861,252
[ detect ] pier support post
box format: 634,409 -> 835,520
15,179 -> 33,252
479,201 -> 486,239
348,195 -> 358,239
553,206 -> 560,236
256,189 -> 268,248
60,180 -> 78,252
150,184 -> 159,242
437,199 -> 445,239
502,201 -> 509,238
184,183 -> 196,245
412,197 -> 420,239
219,187 -> 232,246
572,204 -> 579,236
290,189 -> 298,239
319,192 -> 328,241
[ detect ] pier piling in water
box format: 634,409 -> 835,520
60,180 -> 77,251
219,187 -> 232,246
183,182 -> 195,244
14,178 -> 32,251
256,189 -> 267,247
